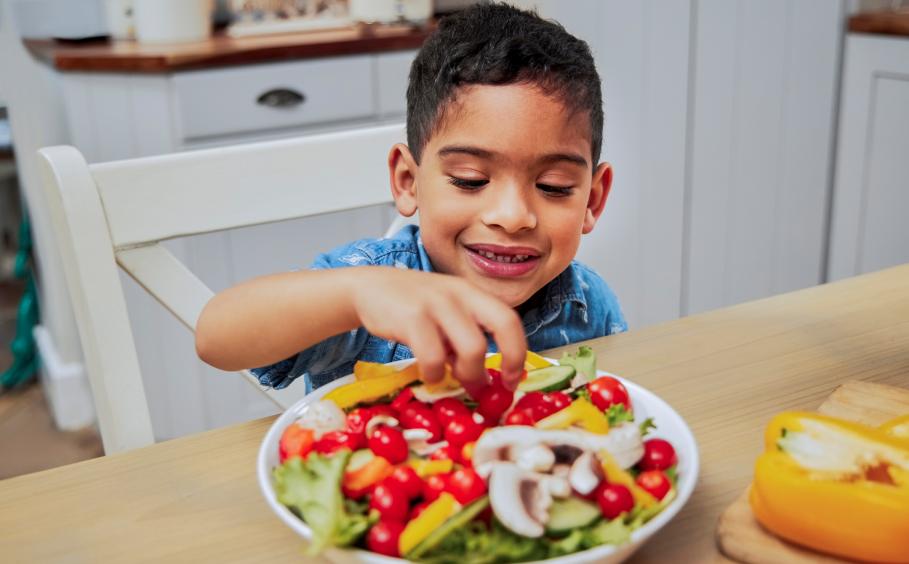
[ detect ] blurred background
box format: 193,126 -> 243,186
1,0 -> 907,477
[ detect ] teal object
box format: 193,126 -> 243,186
1,216 -> 39,390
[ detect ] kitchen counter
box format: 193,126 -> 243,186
24,23 -> 432,73
848,10 -> 909,37
2,263 -> 908,562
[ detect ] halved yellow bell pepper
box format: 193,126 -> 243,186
399,493 -> 460,555
485,351 -> 552,371
598,450 -> 657,508
536,398 -> 610,434
324,363 -> 420,409
407,458 -> 453,477
750,411 -> 909,563
353,361 -> 398,380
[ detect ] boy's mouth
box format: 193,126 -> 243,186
464,244 -> 541,277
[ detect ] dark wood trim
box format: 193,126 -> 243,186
848,11 -> 909,38
25,23 -> 432,73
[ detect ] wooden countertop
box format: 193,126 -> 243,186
24,23 -> 432,73
2,263 -> 909,562
849,10 -> 909,37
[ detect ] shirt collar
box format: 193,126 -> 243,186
521,263 -> 587,336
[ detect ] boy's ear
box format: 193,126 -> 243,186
388,143 -> 419,217
583,162 -> 613,234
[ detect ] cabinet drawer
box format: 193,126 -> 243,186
173,56 -> 375,141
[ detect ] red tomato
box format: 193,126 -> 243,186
368,426 -> 409,464
432,398 -> 471,427
390,387 -> 415,412
487,367 -> 502,380
445,467 -> 487,505
369,480 -> 410,522
429,444 -> 459,462
597,484 -> 635,519
278,423 -> 315,462
312,430 -> 358,456
586,376 -> 631,411
503,409 -> 535,426
398,403 -> 443,443
388,465 -> 423,500
477,382 -> 514,424
636,470 -> 672,501
365,520 -> 404,557
369,405 -> 397,419
444,414 -> 485,448
409,500 -> 432,521
346,408 -> 372,436
422,473 -> 450,503
513,391 -> 571,422
640,438 -> 677,471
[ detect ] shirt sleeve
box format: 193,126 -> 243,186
578,265 -> 628,336
249,245 -> 374,391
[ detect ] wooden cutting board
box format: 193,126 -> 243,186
715,380 -> 909,564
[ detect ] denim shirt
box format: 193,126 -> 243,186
252,225 -> 627,392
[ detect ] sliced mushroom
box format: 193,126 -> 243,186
402,428 -> 448,456
488,463 -> 552,538
551,463 -> 571,479
568,451 -> 605,496
296,400 -> 347,438
540,474 -> 571,498
515,444 -> 556,473
365,415 -> 399,438
411,384 -> 467,403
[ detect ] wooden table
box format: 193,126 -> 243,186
2,264 -> 909,563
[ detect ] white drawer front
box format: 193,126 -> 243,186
376,50 -> 417,118
173,56 -> 375,141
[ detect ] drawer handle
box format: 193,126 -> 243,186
256,88 -> 306,108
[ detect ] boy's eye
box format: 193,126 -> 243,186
537,183 -> 574,196
448,177 -> 488,189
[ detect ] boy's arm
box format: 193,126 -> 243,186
195,267 -> 527,393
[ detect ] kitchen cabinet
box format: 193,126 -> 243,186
828,33 -> 909,281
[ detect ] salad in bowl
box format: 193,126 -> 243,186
257,347 -> 698,563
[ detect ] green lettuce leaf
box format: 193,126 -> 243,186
580,517 -> 632,548
638,417 -> 657,437
606,404 -> 635,426
559,346 -> 596,383
273,451 -> 370,554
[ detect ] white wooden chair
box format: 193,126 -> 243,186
38,124 -> 406,454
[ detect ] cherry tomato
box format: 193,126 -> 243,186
365,520 -> 404,557
586,376 -> 631,412
369,480 -> 410,522
429,444 -> 459,462
398,403 -> 443,443
369,405 -> 397,419
312,430 -> 358,456
636,470 -> 672,501
390,387 -> 415,412
346,408 -> 372,436
597,484 -> 634,519
368,426 -> 409,464
278,423 -> 315,462
445,467 -> 487,505
388,465 -> 423,500
513,391 -> 571,422
503,409 -> 535,426
640,438 -> 677,471
487,367 -> 502,380
422,473 -> 450,503
409,500 -> 432,521
432,398 -> 472,427
477,382 -> 514,424
444,414 -> 485,448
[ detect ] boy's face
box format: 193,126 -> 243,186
390,83 -> 612,308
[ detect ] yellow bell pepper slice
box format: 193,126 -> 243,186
880,414 -> 909,444
399,493 -> 460,556
485,351 -> 552,371
598,450 -> 657,508
751,411 -> 909,563
324,363 -> 420,409
535,398 -> 610,434
353,361 -> 397,381
407,458 -> 454,477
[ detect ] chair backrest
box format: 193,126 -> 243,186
38,124 -> 405,454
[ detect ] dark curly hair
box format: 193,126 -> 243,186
406,2 -> 603,165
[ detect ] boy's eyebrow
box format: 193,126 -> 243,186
437,145 -> 589,168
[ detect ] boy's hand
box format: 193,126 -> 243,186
351,267 -> 527,396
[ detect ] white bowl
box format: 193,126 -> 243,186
258,359 -> 699,563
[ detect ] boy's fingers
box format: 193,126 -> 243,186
432,302 -> 489,393
480,307 -> 527,391
407,321 -> 447,384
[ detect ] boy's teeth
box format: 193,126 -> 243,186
477,250 -> 531,263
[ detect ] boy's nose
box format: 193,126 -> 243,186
480,183 -> 537,233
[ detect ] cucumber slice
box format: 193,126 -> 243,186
518,365 -> 576,392
405,496 -> 490,559
545,496 -> 602,534
345,449 -> 375,472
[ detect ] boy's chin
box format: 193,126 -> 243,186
478,281 -> 537,310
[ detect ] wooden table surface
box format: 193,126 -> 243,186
2,264 -> 909,563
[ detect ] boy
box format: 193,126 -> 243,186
195,2 -> 626,397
